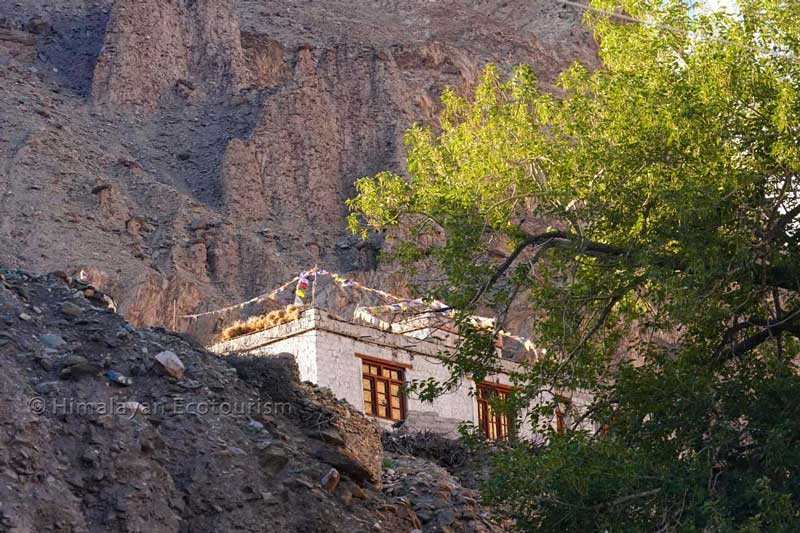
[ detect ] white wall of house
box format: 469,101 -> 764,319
249,330 -> 320,383
313,327 -> 480,436
213,311 -> 321,383
210,308 -> 536,439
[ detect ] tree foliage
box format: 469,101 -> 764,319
349,0 -> 800,529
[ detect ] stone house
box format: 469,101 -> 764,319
210,307 -> 577,440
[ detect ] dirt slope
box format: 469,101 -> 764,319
0,267 -> 504,532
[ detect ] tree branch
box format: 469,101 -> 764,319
717,307 -> 800,360
596,488 -> 662,510
480,229 -> 800,301
766,202 -> 800,243
764,261 -> 800,292
472,230 -> 631,305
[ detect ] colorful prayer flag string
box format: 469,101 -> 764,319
178,276 -> 300,319
294,271 -> 312,305
352,302 -> 540,355
179,266 -> 540,354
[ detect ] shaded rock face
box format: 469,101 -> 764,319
0,0 -> 596,340
229,353 -> 384,483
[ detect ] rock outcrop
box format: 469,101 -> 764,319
0,3 -> 598,529
381,454 -> 505,533
229,353 -> 384,483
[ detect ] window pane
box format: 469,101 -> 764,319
376,380 -> 388,416
476,383 -> 515,440
362,374 -> 373,416
360,359 -> 406,421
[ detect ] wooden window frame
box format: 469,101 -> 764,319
476,381 -> 514,440
360,357 -> 407,422
355,353 -> 412,369
555,404 -> 566,434
554,395 -> 572,434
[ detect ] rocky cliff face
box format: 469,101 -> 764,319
0,0 -> 595,339
92,0 -> 251,110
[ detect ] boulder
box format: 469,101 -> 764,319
320,467 -> 341,493
39,333 -> 66,349
61,302 -> 82,317
154,350 -> 185,379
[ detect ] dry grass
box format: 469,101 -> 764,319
222,304 -> 303,340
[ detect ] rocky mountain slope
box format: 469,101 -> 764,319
0,0 -> 595,338
0,267 -> 505,532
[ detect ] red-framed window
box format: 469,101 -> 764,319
361,358 -> 406,421
554,396 -> 572,434
477,382 -> 513,440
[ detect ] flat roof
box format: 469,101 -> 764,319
209,307 -> 521,374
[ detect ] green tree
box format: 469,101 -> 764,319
348,0 -> 800,529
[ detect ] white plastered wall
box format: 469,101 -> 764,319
210,309 -> 538,439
